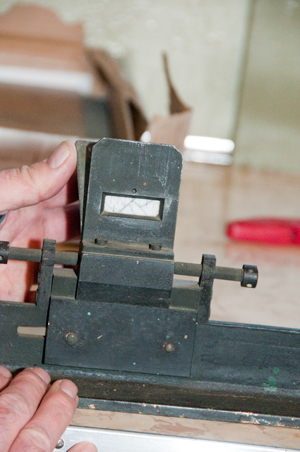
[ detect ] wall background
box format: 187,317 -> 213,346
0,0 -> 250,139
233,0 -> 300,175
1,0 -> 300,174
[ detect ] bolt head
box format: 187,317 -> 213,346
66,332 -> 78,345
164,342 -> 175,353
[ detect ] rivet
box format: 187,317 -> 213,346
164,342 -> 175,353
55,438 -> 64,449
66,332 -> 78,345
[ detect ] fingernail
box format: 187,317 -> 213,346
0,366 -> 12,379
28,367 -> 51,385
59,379 -> 78,398
47,142 -> 70,169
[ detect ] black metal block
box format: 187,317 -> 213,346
44,298 -> 196,377
77,252 -> 173,306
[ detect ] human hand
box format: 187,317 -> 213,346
0,141 -> 79,302
0,366 -> 97,451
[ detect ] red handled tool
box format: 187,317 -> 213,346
226,218 -> 300,245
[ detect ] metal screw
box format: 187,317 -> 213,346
55,438 -> 64,449
132,188 -> 137,194
66,332 -> 78,345
164,342 -> 175,353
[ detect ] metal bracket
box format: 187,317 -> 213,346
0,241 -> 9,264
198,254 -> 216,321
36,239 -> 56,312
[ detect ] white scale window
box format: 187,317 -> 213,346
103,195 -> 161,219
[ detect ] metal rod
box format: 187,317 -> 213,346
215,266 -> 243,282
55,251 -> 78,266
174,262 -> 201,277
8,247 -> 42,263
174,262 -> 243,282
8,247 -> 78,266
7,247 -> 243,282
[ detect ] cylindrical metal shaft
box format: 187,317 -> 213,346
174,262 -> 243,282
7,247 -> 78,266
4,245 -> 257,285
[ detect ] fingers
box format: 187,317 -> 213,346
0,367 -> 95,452
44,170 -> 78,209
43,202 -> 80,243
9,379 -> 78,452
0,366 -> 12,391
0,141 -> 76,215
0,367 -> 50,451
69,442 -> 98,452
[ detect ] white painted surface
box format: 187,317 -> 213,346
53,426 -> 299,452
103,195 -> 160,218
0,65 -> 93,94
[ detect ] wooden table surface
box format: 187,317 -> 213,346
175,161 -> 300,329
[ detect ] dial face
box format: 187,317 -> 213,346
103,195 -> 161,219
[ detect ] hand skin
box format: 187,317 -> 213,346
0,141 -> 80,302
0,366 -> 97,452
0,143 -> 96,450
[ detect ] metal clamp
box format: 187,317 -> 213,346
0,241 -> 9,264
198,254 -> 217,321
241,265 -> 259,288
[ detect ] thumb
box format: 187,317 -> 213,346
0,141 -> 77,214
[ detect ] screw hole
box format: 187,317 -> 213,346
132,189 -> 137,194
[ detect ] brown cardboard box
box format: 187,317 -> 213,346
0,5 -> 147,147
148,54 -> 192,152
0,4 -> 191,170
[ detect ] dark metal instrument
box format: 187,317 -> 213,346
0,139 -> 298,433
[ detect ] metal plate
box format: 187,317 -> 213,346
0,302 -> 45,366
53,426 -> 300,452
44,298 -> 196,377
192,322 -> 300,388
81,139 -> 182,249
